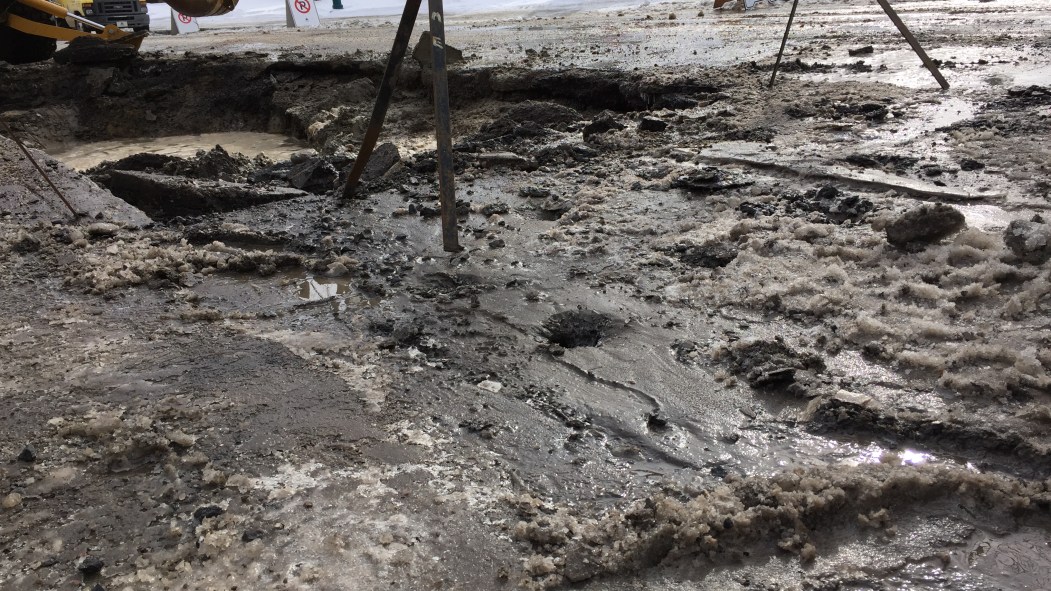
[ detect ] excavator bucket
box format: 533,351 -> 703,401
7,0 -> 146,51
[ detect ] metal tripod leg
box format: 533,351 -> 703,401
343,0 -> 422,198
874,0 -> 949,90
768,0 -> 800,88
427,0 -> 461,252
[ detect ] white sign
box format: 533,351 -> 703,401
285,0 -> 321,28
170,10 -> 200,34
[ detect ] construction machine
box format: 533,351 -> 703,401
0,0 -> 236,64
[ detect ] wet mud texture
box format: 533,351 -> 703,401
3,2 -> 1051,590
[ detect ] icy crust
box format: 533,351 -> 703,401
510,464 -> 1051,589
0,221 -> 358,296
655,202 -> 1051,397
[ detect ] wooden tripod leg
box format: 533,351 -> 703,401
343,0 -> 423,199
875,0 -> 949,90
427,0 -> 461,252
769,0 -> 801,88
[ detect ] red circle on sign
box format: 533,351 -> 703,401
178,13 -> 192,23
294,0 -> 310,14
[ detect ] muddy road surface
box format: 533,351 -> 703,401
2,0 -> 1051,589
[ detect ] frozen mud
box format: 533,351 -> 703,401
2,1 -> 1051,590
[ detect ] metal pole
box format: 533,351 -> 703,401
343,0 -> 422,198
1,121 -> 81,218
768,0 -> 800,88
874,0 -> 949,90
427,0 -> 461,252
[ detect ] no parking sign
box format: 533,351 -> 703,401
171,10 -> 200,34
286,0 -> 321,28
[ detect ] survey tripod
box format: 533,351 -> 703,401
347,0 -> 949,253
342,0 -> 460,252
768,0 -> 948,90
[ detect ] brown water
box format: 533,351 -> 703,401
50,132 -> 308,170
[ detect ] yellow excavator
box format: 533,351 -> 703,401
0,0 -> 236,64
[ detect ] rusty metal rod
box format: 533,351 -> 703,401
874,0 -> 949,90
768,0 -> 800,88
343,0 -> 423,198
427,0 -> 461,252
1,121 -> 81,218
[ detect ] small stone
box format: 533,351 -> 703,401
488,238 -> 506,249
582,111 -> 626,139
1004,219 -> 1051,264
92,584 -> 106,591
2,492 -> 23,509
638,117 -> 668,132
77,556 -> 104,575
959,158 -> 985,171
477,380 -> 503,394
241,528 -> 266,543
193,505 -> 224,521
885,204 -> 965,248
848,45 -> 875,56
84,222 -> 120,238
17,445 -> 36,462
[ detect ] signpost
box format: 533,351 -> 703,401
286,0 -> 321,28
170,10 -> 199,34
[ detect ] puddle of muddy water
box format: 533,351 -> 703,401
49,132 -> 308,170
293,274 -> 383,314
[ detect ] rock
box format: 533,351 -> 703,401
722,338 -> 825,391
540,196 -> 574,217
681,242 -> 738,268
359,142 -> 401,183
1004,219 -> 1051,264
477,380 -> 503,393
488,238 -> 506,249
94,171 -> 308,220
287,157 -> 338,194
583,111 -> 626,139
781,185 -> 874,223
2,492 -> 22,509
289,149 -> 318,164
16,445 -> 36,462
480,202 -> 510,215
193,505 -> 225,521
848,45 -> 875,56
412,31 -> 465,68
84,222 -> 120,237
959,158 -> 985,171
242,528 -> 266,542
518,186 -> 552,199
474,152 -> 537,171
77,556 -> 104,575
885,204 -> 965,248
671,167 -> 752,195
638,117 -> 668,132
